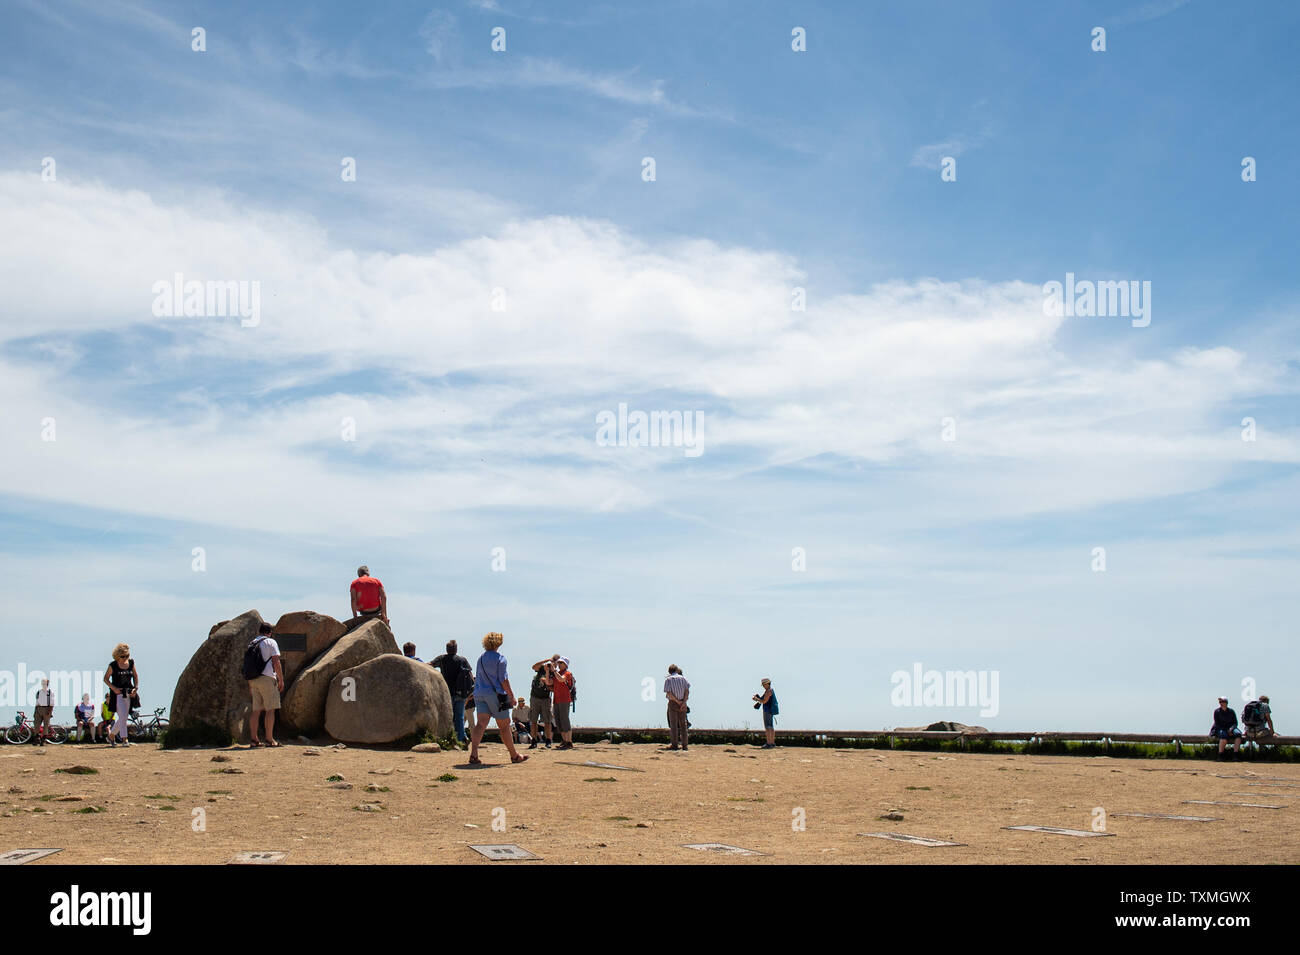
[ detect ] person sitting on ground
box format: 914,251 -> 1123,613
468,632 -> 528,765
1211,696 -> 1243,758
528,661 -> 554,750
1243,695 -> 1275,740
349,565 -> 389,626
74,693 -> 97,742
511,697 -> 531,743
403,642 -> 422,662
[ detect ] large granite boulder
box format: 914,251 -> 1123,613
324,654 -> 452,744
281,618 -> 398,734
170,610 -> 265,742
271,611 -> 346,684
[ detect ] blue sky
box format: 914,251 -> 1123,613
0,0 -> 1297,733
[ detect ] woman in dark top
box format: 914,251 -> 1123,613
752,678 -> 778,749
103,643 -> 138,747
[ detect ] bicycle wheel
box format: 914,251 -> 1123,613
152,718 -> 170,740
127,721 -> 149,742
47,725 -> 68,744
5,724 -> 32,744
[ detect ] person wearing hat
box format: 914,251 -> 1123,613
349,565 -> 389,627
752,679 -> 778,749
1210,697 -> 1243,758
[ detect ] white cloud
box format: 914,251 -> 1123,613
1,171 -> 1296,541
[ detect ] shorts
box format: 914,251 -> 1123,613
1212,727 -> 1241,740
762,710 -> 776,729
475,693 -> 509,721
1244,725 -> 1272,739
554,701 -> 572,733
249,674 -> 281,710
530,696 -> 553,724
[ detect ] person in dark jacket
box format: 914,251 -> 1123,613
1211,697 -> 1243,758
431,640 -> 472,744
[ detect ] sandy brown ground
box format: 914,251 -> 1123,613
2,741 -> 1297,864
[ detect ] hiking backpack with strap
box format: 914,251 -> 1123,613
241,637 -> 268,680
1242,700 -> 1263,724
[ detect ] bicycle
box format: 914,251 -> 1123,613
128,706 -> 169,742
5,710 -> 68,744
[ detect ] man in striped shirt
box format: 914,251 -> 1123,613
663,665 -> 690,751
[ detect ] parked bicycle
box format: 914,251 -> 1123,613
5,710 -> 68,744
128,706 -> 169,742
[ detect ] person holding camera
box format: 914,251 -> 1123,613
469,632 -> 528,765
752,678 -> 778,749
528,659 -> 555,749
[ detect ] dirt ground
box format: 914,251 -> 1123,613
2,741 -> 1297,864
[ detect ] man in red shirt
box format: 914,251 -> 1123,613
549,658 -> 576,750
349,565 -> 389,626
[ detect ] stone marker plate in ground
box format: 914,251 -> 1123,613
1183,800 -> 1285,809
1003,826 -> 1115,838
228,851 -> 287,864
1113,812 -> 1220,822
859,832 -> 965,847
468,844 -> 541,861
681,843 -> 766,855
553,760 -> 644,772
1,848 -> 62,865
1246,781 -> 1300,788
1228,791 -> 1296,798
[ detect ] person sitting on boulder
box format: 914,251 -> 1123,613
349,565 -> 389,626
403,642 -> 422,662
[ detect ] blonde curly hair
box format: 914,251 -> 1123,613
113,643 -> 131,660
482,632 -> 504,651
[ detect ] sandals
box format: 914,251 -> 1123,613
511,754 -> 529,764
468,756 -> 483,765
266,741 -> 281,748
249,740 -> 262,748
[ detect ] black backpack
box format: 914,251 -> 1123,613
455,658 -> 475,697
241,637 -> 268,680
1243,700 -> 1264,724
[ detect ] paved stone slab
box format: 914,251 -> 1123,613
681,842 -> 766,855
1113,812 -> 1220,822
859,832 -> 965,847
0,848 -> 62,865
1003,825 -> 1115,838
228,851 -> 287,864
1184,800 -> 1284,809
468,844 -> 541,861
